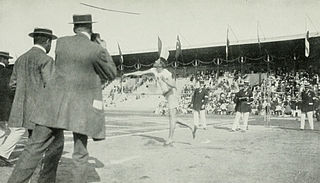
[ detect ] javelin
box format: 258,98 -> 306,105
80,3 -> 140,15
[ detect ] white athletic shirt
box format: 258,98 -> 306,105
150,68 -> 178,109
150,68 -> 172,95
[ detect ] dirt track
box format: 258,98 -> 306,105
1,113 -> 319,183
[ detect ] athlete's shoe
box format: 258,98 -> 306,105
192,125 -> 198,139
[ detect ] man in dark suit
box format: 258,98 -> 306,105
231,81 -> 253,131
0,51 -> 16,167
6,28 -> 59,181
9,28 -> 56,134
8,14 -> 117,183
300,82 -> 316,130
191,80 -> 209,130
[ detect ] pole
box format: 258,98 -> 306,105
174,59 -> 177,82
265,55 -> 271,126
120,67 -> 123,94
217,58 -> 220,79
240,57 -> 244,77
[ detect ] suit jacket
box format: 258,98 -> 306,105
301,89 -> 315,112
8,47 -> 55,129
234,87 -> 253,113
30,33 -> 117,139
0,65 -> 14,121
191,88 -> 208,111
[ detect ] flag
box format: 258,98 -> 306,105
117,43 -> 123,64
305,30 -> 310,57
257,23 -> 261,52
175,35 -> 182,60
160,47 -> 170,60
158,36 -> 162,57
226,27 -> 229,60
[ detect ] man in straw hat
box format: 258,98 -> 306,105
6,27 -> 60,180
8,15 -> 117,183
123,48 -> 195,146
0,51 -> 17,167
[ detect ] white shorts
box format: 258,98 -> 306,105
164,90 -> 178,109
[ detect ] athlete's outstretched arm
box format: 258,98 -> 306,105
123,68 -> 155,77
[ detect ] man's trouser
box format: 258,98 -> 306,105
232,112 -> 249,130
193,109 -> 207,128
72,132 -> 89,183
300,111 -> 314,130
8,124 -> 64,183
0,121 -> 26,159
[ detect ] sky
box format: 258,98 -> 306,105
1,0 -> 320,62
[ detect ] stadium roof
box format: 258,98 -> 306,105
112,32 -> 320,70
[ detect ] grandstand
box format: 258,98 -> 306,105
104,33 -> 320,117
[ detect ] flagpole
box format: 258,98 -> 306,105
174,58 -> 177,82
120,69 -> 123,94
118,42 -> 124,94
226,25 -> 229,61
257,21 -> 261,55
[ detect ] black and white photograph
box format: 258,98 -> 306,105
0,0 -> 320,182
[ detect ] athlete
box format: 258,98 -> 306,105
123,58 -> 195,145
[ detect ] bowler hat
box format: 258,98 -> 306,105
0,51 -> 13,59
70,14 -> 96,24
29,28 -> 57,40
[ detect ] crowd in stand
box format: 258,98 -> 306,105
103,68 -> 320,119
178,69 -> 320,119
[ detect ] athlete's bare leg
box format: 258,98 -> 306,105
164,108 -> 195,146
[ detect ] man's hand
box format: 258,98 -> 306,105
95,37 -> 106,49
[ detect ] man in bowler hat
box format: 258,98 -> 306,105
0,51 -> 17,167
8,15 -> 117,183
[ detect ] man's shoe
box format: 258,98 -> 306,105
0,156 -> 13,167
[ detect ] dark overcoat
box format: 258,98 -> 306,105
234,87 -> 253,113
8,47 -> 54,129
30,33 -> 117,139
301,89 -> 315,113
191,88 -> 208,111
0,65 -> 14,121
